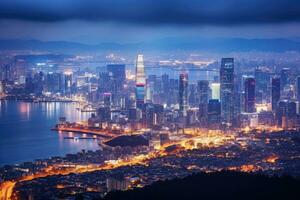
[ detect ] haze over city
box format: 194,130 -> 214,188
1,1 -> 300,200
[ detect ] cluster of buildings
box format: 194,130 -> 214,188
1,54 -> 300,131
90,55 -> 300,132
9,129 -> 300,199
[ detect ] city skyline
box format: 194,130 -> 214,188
1,1 -> 300,200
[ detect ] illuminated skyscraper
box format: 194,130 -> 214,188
220,58 -> 235,128
297,76 -> 300,102
211,83 -> 220,100
136,54 -> 146,109
244,77 -> 256,113
179,73 -> 188,118
271,77 -> 281,112
64,72 -> 73,95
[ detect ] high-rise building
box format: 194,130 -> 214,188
98,72 -> 110,93
280,68 -> 290,91
0,81 -> 3,94
197,80 -> 209,126
254,69 -> 270,103
103,92 -> 112,108
244,77 -> 256,113
107,64 -> 126,91
220,58 -> 235,128
107,64 -> 126,106
168,78 -> 179,106
136,54 -> 146,109
271,77 -> 281,112
211,83 -> 220,100
179,73 -> 188,119
188,84 -> 198,107
276,100 -> 298,128
297,76 -> 300,102
64,72 -> 73,95
46,72 -> 63,93
208,99 -> 221,129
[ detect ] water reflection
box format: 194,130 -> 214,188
0,101 -> 99,166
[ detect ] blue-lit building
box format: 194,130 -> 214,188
297,76 -> 300,102
179,73 -> 188,118
280,68 -> 290,91
136,55 -> 146,109
271,77 -> 281,112
244,77 -> 256,113
208,99 -> 221,129
220,58 -> 235,128
197,80 -> 209,126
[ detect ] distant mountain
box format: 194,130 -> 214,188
1,38 -> 300,52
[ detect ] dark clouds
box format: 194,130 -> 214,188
1,0 -> 300,25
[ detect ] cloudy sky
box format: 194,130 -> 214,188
1,0 -> 300,44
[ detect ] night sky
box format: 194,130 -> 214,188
1,0 -> 300,44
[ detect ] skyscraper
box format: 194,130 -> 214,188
271,77 -> 281,112
297,76 -> 300,102
107,64 -> 126,91
211,83 -> 220,100
197,80 -> 209,126
64,72 -> 73,95
136,54 -> 146,109
98,72 -> 110,93
107,64 -> 126,106
254,69 -> 270,103
280,68 -> 290,91
276,100 -> 297,128
220,58 -> 235,128
46,72 -> 63,93
179,73 -> 188,118
244,77 -> 256,113
208,99 -> 221,129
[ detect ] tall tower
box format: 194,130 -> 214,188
280,68 -> 290,91
296,76 -> 300,102
197,80 -> 209,126
244,77 -> 256,113
179,73 -> 188,118
220,58 -> 235,128
135,54 -> 146,109
64,71 -> 73,95
271,77 -> 281,112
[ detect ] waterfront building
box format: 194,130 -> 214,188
46,72 -> 63,93
64,72 -> 73,95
